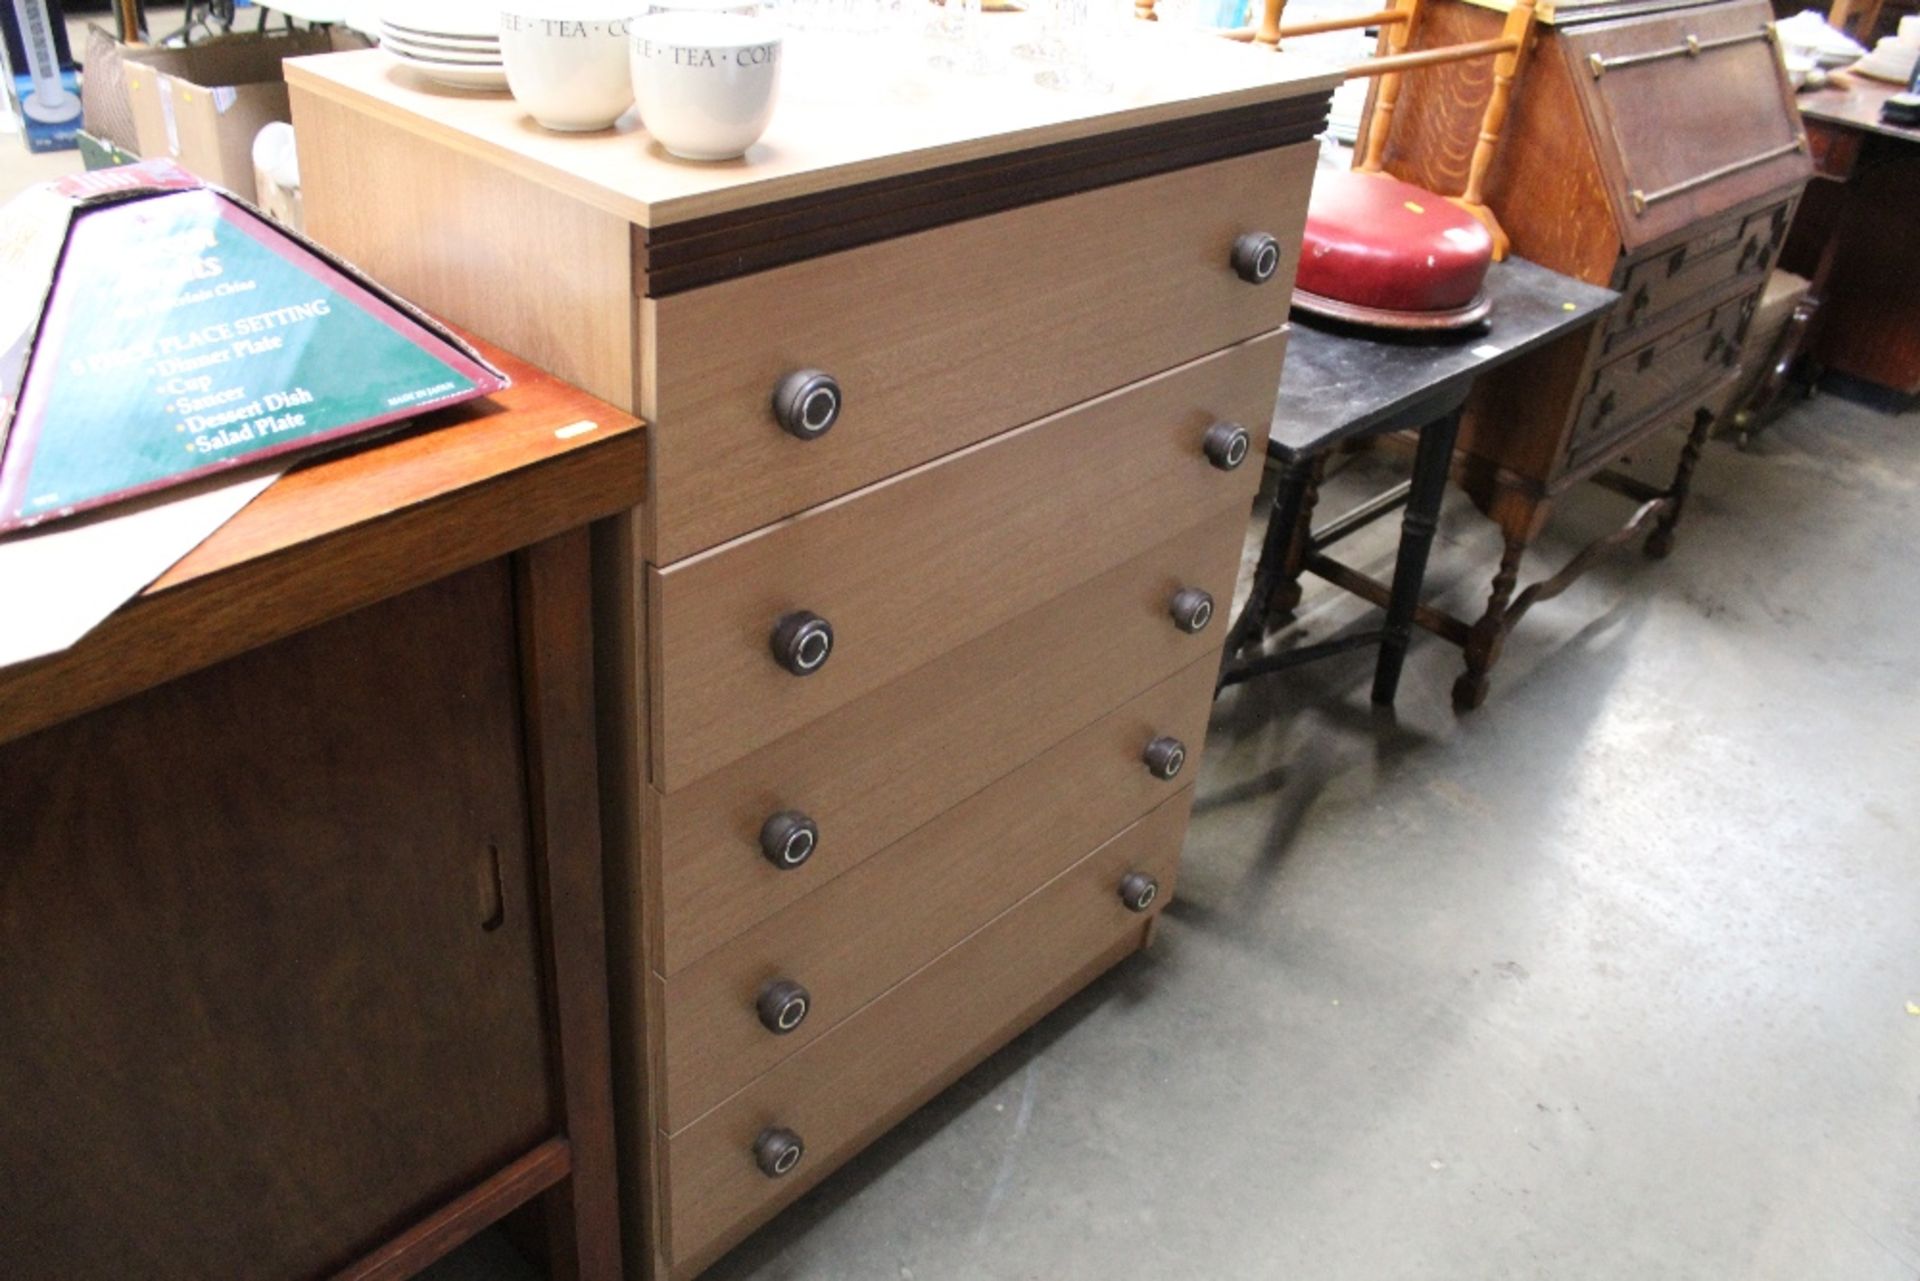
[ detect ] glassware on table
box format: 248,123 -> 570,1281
927,0 -> 989,71
1012,0 -> 1068,63
1032,0 -> 1111,91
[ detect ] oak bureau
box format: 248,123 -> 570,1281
289,28 -> 1339,1277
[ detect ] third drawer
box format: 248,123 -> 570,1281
653,655 -> 1217,1133
647,327 -> 1284,791
644,504 -> 1248,976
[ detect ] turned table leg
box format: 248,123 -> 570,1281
1372,408 -> 1461,705
1453,491 -> 1548,712
1220,452 -> 1318,680
1644,406 -> 1714,561
1269,453 -> 1326,619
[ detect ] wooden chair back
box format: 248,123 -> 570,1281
1133,0 -> 1540,257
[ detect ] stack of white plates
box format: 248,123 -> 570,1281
379,1 -> 507,91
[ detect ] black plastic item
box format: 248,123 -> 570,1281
1883,92 -> 1920,127
770,610 -> 834,675
1202,421 -> 1251,471
1169,587 -> 1215,634
759,810 -> 819,870
756,979 -> 811,1034
772,369 -> 843,440
1231,231 -> 1282,284
753,1127 -> 805,1178
1141,735 -> 1187,781
1118,872 -> 1160,913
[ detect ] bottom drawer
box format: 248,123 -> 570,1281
659,786 -> 1193,1277
1571,295 -> 1749,465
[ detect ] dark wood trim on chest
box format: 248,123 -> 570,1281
635,91 -> 1333,297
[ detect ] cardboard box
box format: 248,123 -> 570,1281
121,30 -> 366,202
2,0 -> 83,153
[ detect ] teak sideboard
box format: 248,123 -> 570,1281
289,30 -> 1338,1279
0,348 -> 638,1280
1358,0 -> 1811,706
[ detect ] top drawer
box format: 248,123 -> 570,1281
642,143 -> 1316,562
1605,198 -> 1789,345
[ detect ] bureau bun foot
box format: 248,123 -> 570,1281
1451,671 -> 1490,713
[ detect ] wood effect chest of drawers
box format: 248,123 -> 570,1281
1357,0 -> 1811,707
289,30 -> 1338,1280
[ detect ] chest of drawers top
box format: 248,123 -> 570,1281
287,27 -> 1338,235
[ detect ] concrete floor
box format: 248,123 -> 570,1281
5,50 -> 1913,1281
433,392 -> 1918,1281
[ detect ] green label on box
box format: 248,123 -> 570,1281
0,188 -> 499,529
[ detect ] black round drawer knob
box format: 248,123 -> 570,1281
1231,231 -> 1282,285
770,611 -> 834,675
1202,421 -> 1250,472
757,979 -> 811,1034
1169,587 -> 1214,634
772,370 -> 842,440
1142,735 -> 1187,781
759,810 -> 819,870
1118,871 -> 1160,913
753,1127 -> 805,1178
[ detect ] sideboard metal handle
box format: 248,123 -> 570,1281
757,979 -> 812,1034
1231,231 -> 1282,284
1202,421 -> 1251,471
1142,735 -> 1187,781
770,611 -> 834,676
1118,872 -> 1161,913
1589,26 -> 1770,77
760,810 -> 819,870
772,369 -> 842,440
753,1127 -> 805,1178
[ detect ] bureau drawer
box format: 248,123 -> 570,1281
647,507 -> 1245,974
658,788 -> 1191,1278
642,144 -> 1315,562
1572,296 -> 1749,464
655,656 -> 1216,1132
648,329 -> 1284,791
1606,199 -> 1788,346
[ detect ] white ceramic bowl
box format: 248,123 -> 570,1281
629,11 -> 781,161
500,4 -> 638,132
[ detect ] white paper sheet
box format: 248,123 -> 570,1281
0,471 -> 280,670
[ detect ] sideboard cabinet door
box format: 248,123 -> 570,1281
0,560 -> 555,1281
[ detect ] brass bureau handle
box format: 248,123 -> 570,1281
770,610 -> 834,675
1142,735 -> 1187,781
1231,231 -> 1282,284
772,369 -> 843,440
753,1127 -> 805,1178
1202,421 -> 1251,471
757,979 -> 812,1034
759,810 -> 819,870
1118,872 -> 1161,913
1169,587 -> 1215,634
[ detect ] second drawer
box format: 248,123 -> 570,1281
654,655 -> 1217,1133
647,327 -> 1284,791
646,505 -> 1247,975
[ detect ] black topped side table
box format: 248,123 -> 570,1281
1220,256 -> 1617,705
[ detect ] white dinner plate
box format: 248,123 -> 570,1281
382,33 -> 504,63
381,0 -> 501,39
383,47 -> 510,89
